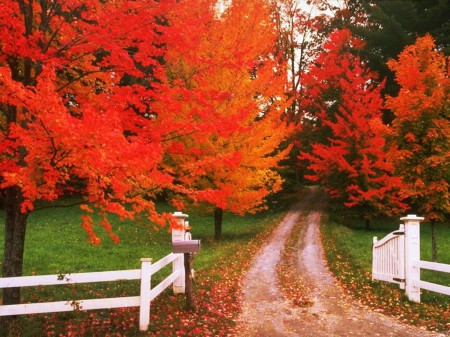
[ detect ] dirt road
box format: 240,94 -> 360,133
235,187 -> 447,337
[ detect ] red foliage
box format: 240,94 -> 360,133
0,0 -> 283,244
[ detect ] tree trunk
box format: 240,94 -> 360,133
431,220 -> 437,262
214,207 -> 223,240
1,186 -> 29,324
365,218 -> 371,231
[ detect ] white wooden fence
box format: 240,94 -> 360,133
0,255 -> 182,331
0,212 -> 192,332
372,214 -> 450,303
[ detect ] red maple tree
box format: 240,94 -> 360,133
0,0 -> 255,309
298,29 -> 407,227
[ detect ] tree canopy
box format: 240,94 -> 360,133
0,0 -> 290,309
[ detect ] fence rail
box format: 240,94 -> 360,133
0,253 -> 183,331
413,261 -> 450,297
0,269 -> 142,288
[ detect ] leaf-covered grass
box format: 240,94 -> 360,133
321,207 -> 450,334
0,199 -> 291,336
3,192 -> 450,335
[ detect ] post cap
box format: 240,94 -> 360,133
400,214 -> 425,221
172,212 -> 189,219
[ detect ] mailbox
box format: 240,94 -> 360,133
172,240 -> 201,254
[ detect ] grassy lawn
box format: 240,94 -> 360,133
0,197 -> 294,336
321,206 -> 450,334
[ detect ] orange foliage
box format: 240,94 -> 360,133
163,0 -> 293,215
386,34 -> 450,222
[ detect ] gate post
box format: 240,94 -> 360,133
172,212 -> 188,294
402,214 -> 424,303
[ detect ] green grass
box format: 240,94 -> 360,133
0,202 -> 277,277
321,206 -> 450,333
0,198 -> 293,336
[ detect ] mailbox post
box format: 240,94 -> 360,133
172,212 -> 189,294
171,212 -> 201,310
172,240 -> 201,310
185,252 -> 195,310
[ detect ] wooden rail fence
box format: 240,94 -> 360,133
0,211 -> 193,332
0,254 -> 183,331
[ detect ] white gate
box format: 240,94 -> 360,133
372,214 -> 450,303
372,224 -> 405,289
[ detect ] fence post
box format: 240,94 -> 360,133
397,224 -> 406,290
172,212 -> 188,294
402,214 -> 424,303
372,236 -> 378,282
139,258 -> 153,331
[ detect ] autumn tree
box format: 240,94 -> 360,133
332,0 -> 450,123
386,34 -> 450,262
0,0 -> 252,315
162,0 -> 293,240
267,0 -> 332,186
271,0 -> 332,118
298,29 -> 407,228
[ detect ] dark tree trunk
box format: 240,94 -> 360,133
365,218 -> 371,231
214,207 -> 223,240
1,186 -> 29,324
431,220 -> 437,262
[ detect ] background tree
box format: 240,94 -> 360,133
271,0 -> 335,185
163,0 -> 293,240
333,0 -> 450,123
0,0 -> 254,313
272,0 -> 333,119
298,29 -> 407,228
386,34 -> 450,262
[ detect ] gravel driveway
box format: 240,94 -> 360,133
235,187 -> 447,337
